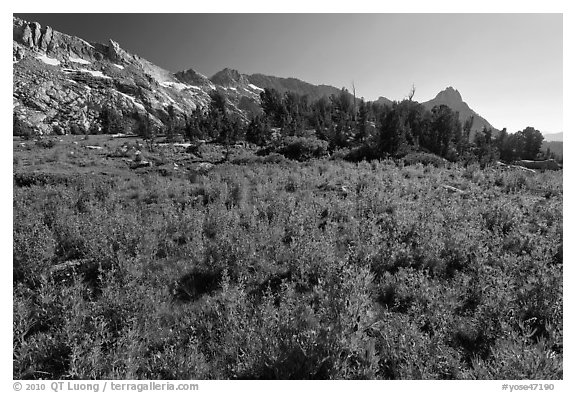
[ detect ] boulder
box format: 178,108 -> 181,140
197,162 -> 214,172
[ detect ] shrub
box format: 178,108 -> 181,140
329,148 -> 351,161
35,138 -> 57,149
13,217 -> 57,285
261,153 -> 288,164
13,115 -> 35,138
11,153 -> 563,379
344,144 -> 378,162
276,136 -> 329,161
403,152 -> 446,168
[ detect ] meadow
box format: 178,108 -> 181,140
13,135 -> 562,379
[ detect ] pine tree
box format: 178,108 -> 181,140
356,99 -> 369,143
165,104 -> 178,141
519,126 -> 544,160
99,106 -> 123,134
246,115 -> 271,146
378,106 -> 408,157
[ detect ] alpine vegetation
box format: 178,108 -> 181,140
13,14 -> 562,380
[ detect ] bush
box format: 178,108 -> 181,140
261,153 -> 288,164
34,138 -> 57,149
276,136 -> 329,161
13,115 -> 35,138
344,144 -> 379,162
403,152 -> 447,168
330,148 -> 351,161
12,155 -> 563,379
230,152 -> 289,166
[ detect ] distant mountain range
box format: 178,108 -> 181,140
543,132 -> 563,142
12,16 -> 514,139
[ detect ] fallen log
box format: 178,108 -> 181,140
441,184 -> 466,194
49,258 -> 95,278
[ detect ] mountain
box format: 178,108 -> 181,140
13,17 -> 223,134
208,68 -> 360,114
12,17 -> 352,135
174,68 -> 214,89
541,141 -> 563,161
210,68 -> 252,87
374,96 -> 394,107
208,68 -> 265,116
421,87 -> 497,140
543,132 -> 563,142
245,73 -> 348,102
13,17 -> 500,140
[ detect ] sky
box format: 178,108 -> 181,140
14,13 -> 562,134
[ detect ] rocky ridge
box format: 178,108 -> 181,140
12,17 -> 341,135
13,17 -> 226,134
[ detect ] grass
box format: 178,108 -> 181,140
13,135 -> 562,379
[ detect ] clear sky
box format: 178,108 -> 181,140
15,13 -> 562,134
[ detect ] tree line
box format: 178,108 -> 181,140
76,87 -> 554,164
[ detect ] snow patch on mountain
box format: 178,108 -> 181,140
117,91 -> 144,110
69,56 -> 91,65
36,54 -> 60,66
160,81 -> 190,91
79,69 -> 111,79
248,83 -> 264,92
62,68 -> 112,79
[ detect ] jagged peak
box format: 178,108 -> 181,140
107,39 -> 130,63
108,39 -> 121,49
215,67 -> 241,77
434,86 -> 463,102
174,68 -> 211,85
178,67 -> 206,77
210,67 -> 249,86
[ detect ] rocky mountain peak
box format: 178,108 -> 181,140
210,68 -> 250,87
422,86 -> 496,140
434,86 -> 463,104
106,39 -> 131,64
13,17 -> 54,52
175,68 -> 212,87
